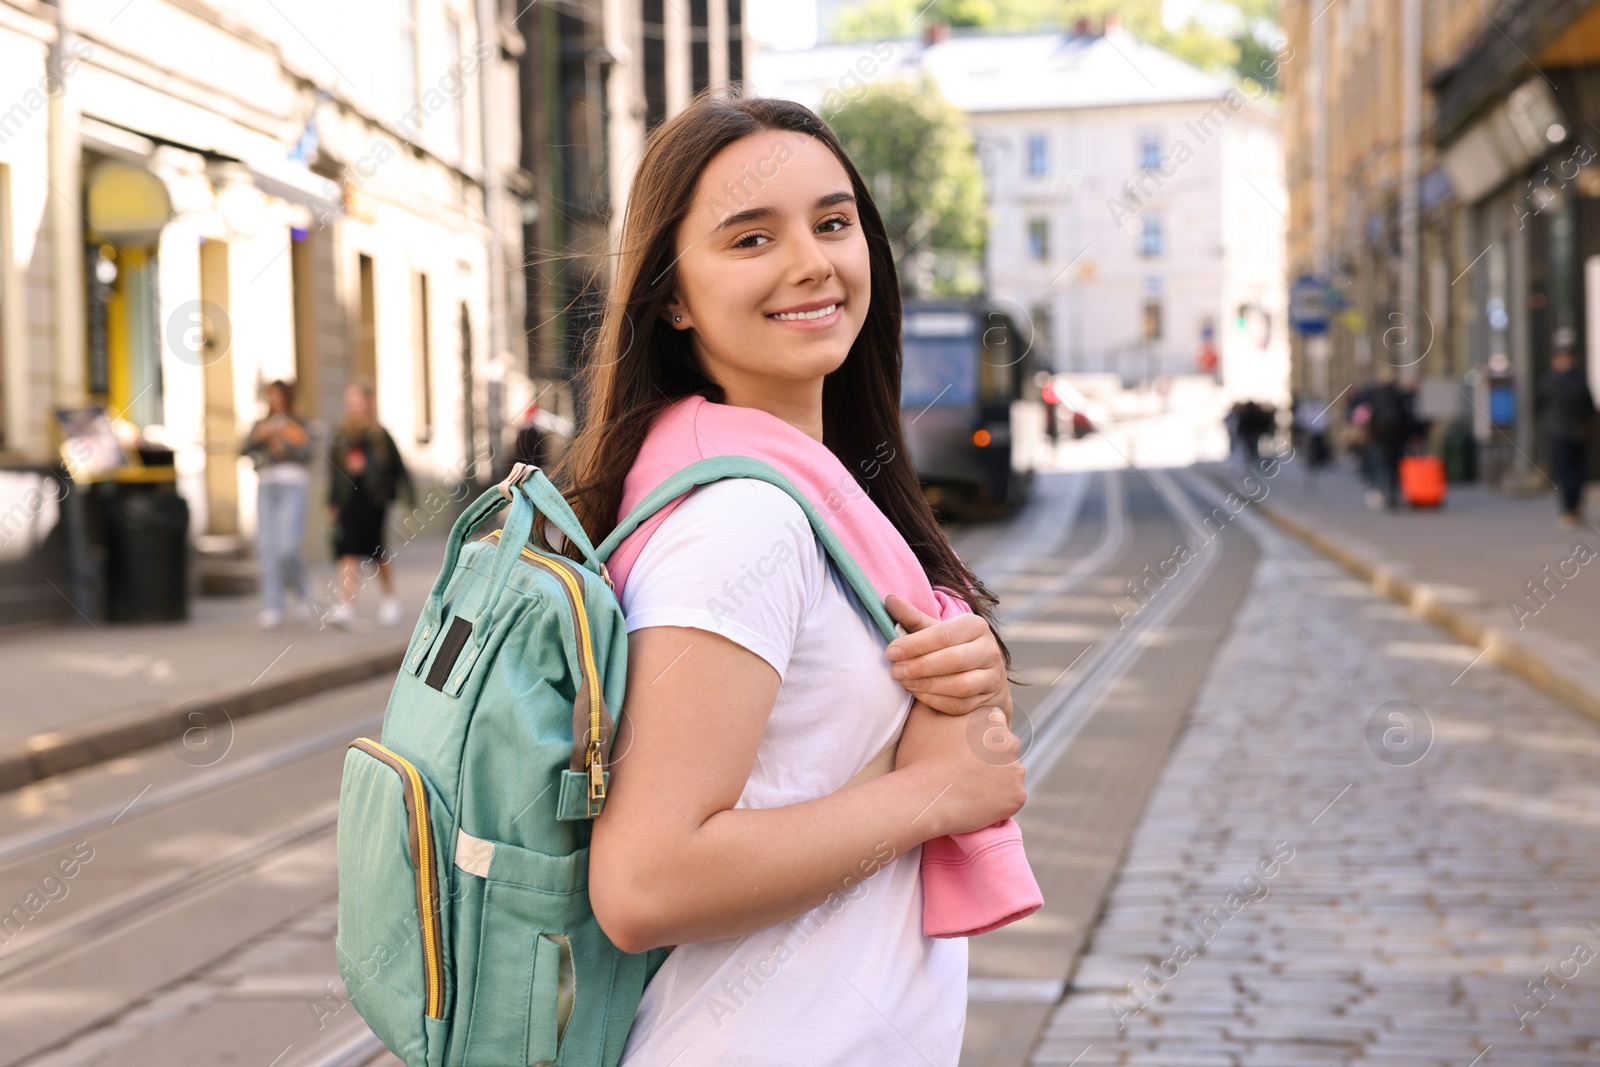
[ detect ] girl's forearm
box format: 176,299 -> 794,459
627,765 -> 947,949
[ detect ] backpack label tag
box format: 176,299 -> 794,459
424,615 -> 474,690
454,827 -> 496,878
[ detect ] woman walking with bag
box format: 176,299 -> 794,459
552,94 -> 1032,1066
325,379 -> 413,628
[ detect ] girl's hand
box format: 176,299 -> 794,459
894,699 -> 1025,839
884,593 -> 1010,719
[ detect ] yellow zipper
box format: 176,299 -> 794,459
482,531 -> 607,807
351,737 -> 444,1019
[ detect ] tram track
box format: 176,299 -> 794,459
292,1030 -> 390,1067
0,698 -> 384,1067
0,713 -> 381,869
0,802 -> 339,983
1000,467 -> 1130,625
0,713 -> 376,987
1020,467 -> 1222,779
969,470 -> 1093,585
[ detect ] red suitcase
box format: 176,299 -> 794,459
1400,455 -> 1447,507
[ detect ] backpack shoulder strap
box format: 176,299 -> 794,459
594,456 -> 902,645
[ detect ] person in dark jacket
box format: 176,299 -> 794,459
1364,375 -> 1412,509
490,399 -> 552,487
1539,348 -> 1596,527
325,379 -> 414,627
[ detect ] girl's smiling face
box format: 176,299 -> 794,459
664,130 -> 871,416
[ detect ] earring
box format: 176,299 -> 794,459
674,316 -> 681,323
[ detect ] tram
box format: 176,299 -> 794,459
898,299 -> 1044,518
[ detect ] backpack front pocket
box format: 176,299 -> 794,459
336,738 -> 449,1066
450,831 -> 584,1067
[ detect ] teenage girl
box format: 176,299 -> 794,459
549,93 -> 1027,1066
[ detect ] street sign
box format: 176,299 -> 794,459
1290,274 -> 1330,336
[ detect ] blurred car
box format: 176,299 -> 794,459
1048,375 -> 1110,437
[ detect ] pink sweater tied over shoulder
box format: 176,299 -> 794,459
605,394 -> 1043,939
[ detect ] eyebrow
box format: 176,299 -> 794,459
709,191 -> 857,235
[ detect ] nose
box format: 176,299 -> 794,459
786,226 -> 835,286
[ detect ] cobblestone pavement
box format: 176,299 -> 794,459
1031,501 -> 1600,1067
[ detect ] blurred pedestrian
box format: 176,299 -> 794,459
1364,373 -> 1411,510
325,380 -> 414,628
243,379 -> 313,629
1235,400 -> 1274,468
1256,402 -> 1279,463
1039,374 -> 1061,446
1292,391 -> 1331,479
1346,382 -> 1374,482
492,400 -> 552,487
1538,346 -> 1596,528
1293,393 -> 1331,472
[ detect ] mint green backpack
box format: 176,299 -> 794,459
334,462 -> 901,1067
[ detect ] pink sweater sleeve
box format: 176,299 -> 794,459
919,589 -> 1043,938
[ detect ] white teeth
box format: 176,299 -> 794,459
768,303 -> 838,321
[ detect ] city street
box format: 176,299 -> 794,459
2,406 -> 1595,1067
6,0 -> 1600,1064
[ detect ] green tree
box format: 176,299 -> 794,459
825,73 -> 987,298
827,0 -> 1284,93
1229,0 -> 1287,94
830,0 -> 1004,39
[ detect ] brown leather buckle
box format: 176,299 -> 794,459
498,461 -> 540,501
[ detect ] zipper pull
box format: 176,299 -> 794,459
586,739 -> 607,811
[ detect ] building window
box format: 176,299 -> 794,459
397,0 -> 419,116
1139,130 -> 1161,172
727,0 -> 744,84
357,253 -> 378,389
438,13 -> 464,159
0,164 -> 10,450
1140,214 -> 1163,257
644,0 -> 666,129
1028,217 -> 1049,262
1030,300 -> 1053,364
1027,134 -> 1048,177
1142,298 -> 1162,340
414,272 -> 433,444
691,0 -> 710,94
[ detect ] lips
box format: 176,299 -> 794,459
767,300 -> 843,321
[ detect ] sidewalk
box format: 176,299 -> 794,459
1202,455 -> 1600,724
0,537 -> 448,791
1034,482 -> 1600,1066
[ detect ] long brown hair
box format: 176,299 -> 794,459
541,90 -> 1010,669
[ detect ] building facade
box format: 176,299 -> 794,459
1282,0 -> 1600,484
0,0 -> 527,622
517,0 -> 749,430
753,20 -> 1289,400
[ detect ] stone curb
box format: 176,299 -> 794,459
1201,469 -> 1600,728
0,645 -> 407,793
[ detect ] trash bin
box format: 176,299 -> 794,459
102,467 -> 190,623
1442,419 -> 1477,483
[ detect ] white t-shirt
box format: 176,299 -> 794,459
616,478 -> 968,1067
